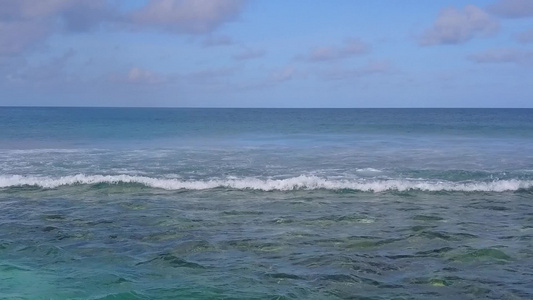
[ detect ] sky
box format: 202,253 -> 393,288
0,0 -> 532,108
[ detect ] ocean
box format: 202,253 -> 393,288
0,107 -> 532,299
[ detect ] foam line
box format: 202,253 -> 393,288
1,174 -> 532,192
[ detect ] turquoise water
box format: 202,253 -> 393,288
1,108 -> 532,299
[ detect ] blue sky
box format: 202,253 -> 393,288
1,0 -> 532,107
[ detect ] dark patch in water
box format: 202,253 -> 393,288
337,214 -> 370,222
412,215 -> 444,221
138,253 -> 206,269
386,254 -> 415,259
266,272 -> 304,280
419,231 -> 452,240
0,242 -> 9,251
0,263 -> 31,272
390,190 -> 417,197
321,274 -> 358,283
410,225 -> 435,232
43,214 -> 66,221
415,230 -> 477,241
454,232 -> 478,239
42,226 -> 57,232
222,210 -> 264,216
87,219 -> 114,226
366,260 -> 401,272
480,205 -> 510,211
416,247 -> 453,256
515,187 -> 533,194
3,185 -> 44,192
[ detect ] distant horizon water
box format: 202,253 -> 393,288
2,106 -> 533,109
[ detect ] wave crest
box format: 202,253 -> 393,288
1,174 -> 532,192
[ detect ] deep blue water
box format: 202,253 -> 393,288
0,108 -> 532,299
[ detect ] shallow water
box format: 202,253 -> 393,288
1,189 -> 532,299
0,108 -> 532,299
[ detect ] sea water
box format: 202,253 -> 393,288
0,108 -> 532,299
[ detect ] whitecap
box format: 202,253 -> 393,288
1,174 -> 532,193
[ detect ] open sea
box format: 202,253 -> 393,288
0,107 -> 532,299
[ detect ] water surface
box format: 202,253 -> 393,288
1,108 -> 532,299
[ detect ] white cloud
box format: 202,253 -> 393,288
419,5 -> 498,46
60,1 -> 118,32
202,35 -> 234,47
132,0 -> 246,34
271,66 -> 295,83
489,0 -> 533,18
0,0 -> 115,55
300,38 -> 369,62
0,0 -> 71,19
0,0 -> 247,56
467,48 -> 533,64
0,20 -> 50,55
111,67 -> 167,85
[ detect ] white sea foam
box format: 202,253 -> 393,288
0,174 -> 532,192
356,168 -> 382,173
0,149 -> 99,154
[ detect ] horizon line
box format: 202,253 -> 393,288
1,106 -> 532,109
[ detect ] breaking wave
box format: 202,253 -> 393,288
1,174 -> 532,192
